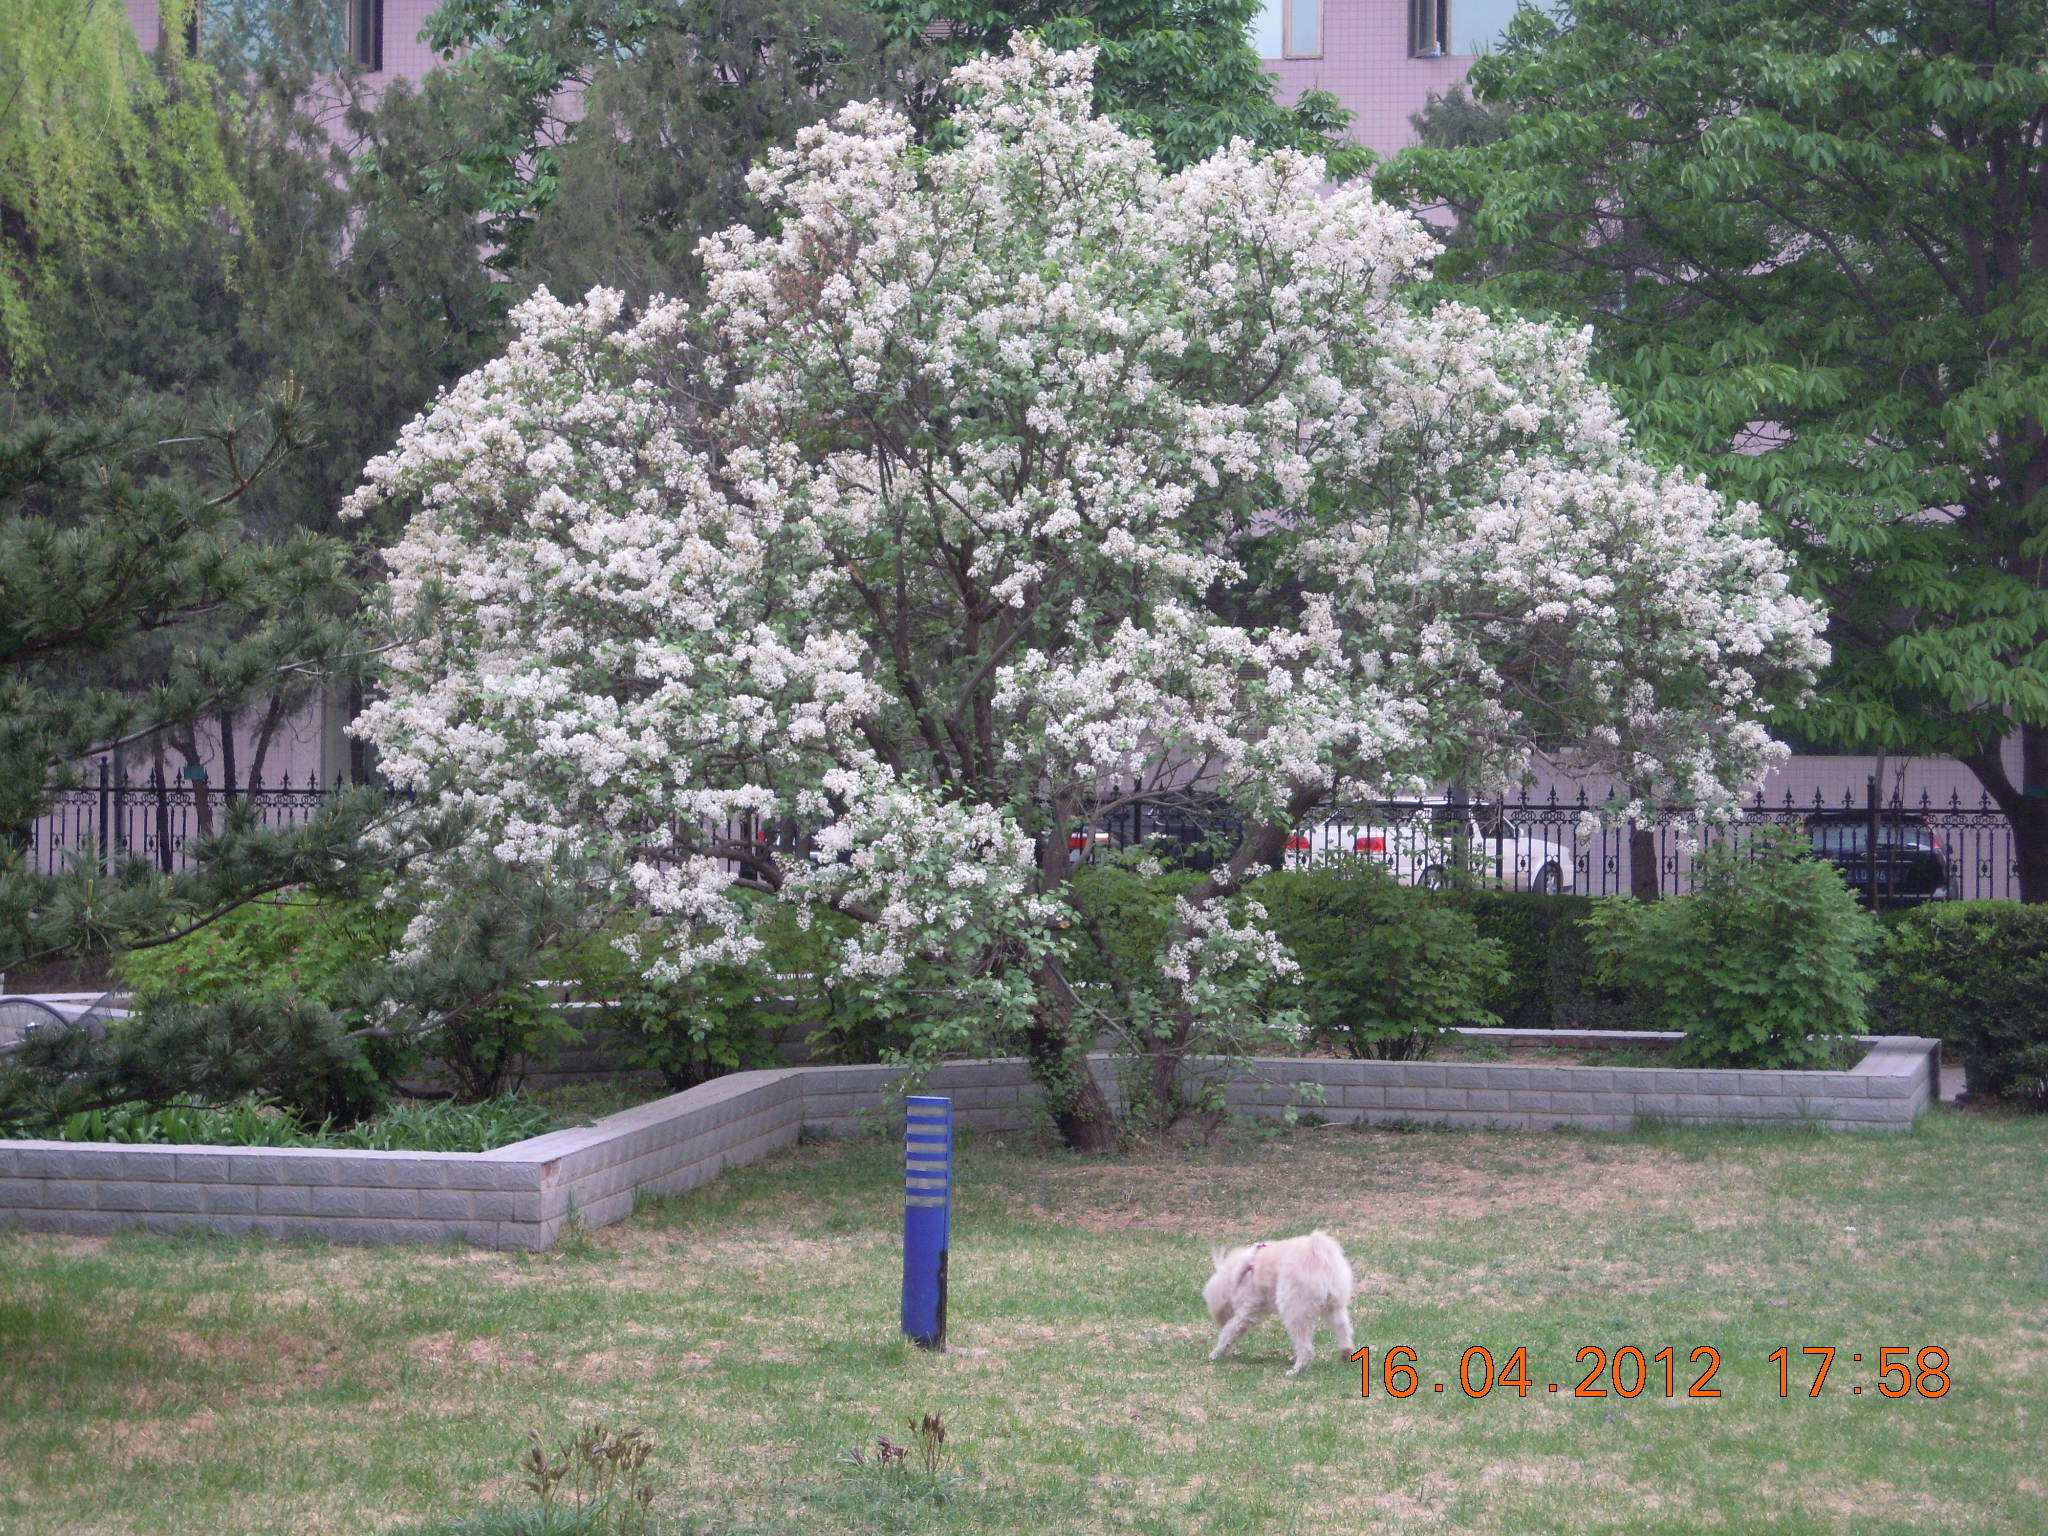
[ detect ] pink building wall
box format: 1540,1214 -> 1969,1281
1262,3 -> 1476,159
125,0 -> 444,82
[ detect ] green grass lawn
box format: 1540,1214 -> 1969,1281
2,1108 -> 2044,1534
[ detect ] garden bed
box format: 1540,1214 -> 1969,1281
1218,1030 -> 1933,1133
0,1037 -> 1942,1252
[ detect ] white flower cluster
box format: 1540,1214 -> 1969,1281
350,40 -> 1827,1029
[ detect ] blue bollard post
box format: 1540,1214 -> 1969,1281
901,1095 -> 951,1351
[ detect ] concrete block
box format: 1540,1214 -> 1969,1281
1341,1086 -> 1384,1109
1747,1096 -> 1811,1120
1384,1087 -> 1429,1110
96,1181 -> 204,1214
1465,1089 -> 1510,1113
1352,1062 -> 1412,1086
1,1208 -> 124,1237
256,1185 -> 312,1216
307,1186 -> 369,1218
1421,1089 -> 1469,1110
0,1178 -> 49,1209
101,1149 -> 181,1182
202,1184 -> 259,1215
359,1187 -> 423,1219
472,1189 -> 539,1222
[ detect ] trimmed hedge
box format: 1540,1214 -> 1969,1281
1258,861 -> 1508,1058
1442,890 -> 1641,1031
1876,902 -> 2048,1106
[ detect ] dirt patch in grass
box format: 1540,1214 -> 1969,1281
1012,1132 -> 1744,1239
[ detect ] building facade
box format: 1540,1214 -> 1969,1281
129,0 -> 1509,157
1254,0 -> 1523,156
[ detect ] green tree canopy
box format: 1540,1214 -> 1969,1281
1380,0 -> 2048,892
874,0 -> 1363,173
0,0 -> 239,375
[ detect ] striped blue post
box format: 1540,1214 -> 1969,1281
901,1094 -> 952,1350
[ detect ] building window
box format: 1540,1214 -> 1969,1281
1411,0 -> 1448,57
350,0 -> 384,71
1251,0 -> 1321,58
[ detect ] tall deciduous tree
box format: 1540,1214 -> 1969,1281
348,44 -> 1826,1149
0,0 -> 238,376
1379,0 -> 2048,894
518,0 -> 930,306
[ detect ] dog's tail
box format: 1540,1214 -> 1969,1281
1307,1229 -> 1354,1301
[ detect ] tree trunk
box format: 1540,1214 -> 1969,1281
217,707 -> 239,805
1022,811 -> 1120,1153
1144,785 -> 1327,1126
1025,953 -> 1121,1153
1628,825 -> 1661,901
1967,731 -> 2048,902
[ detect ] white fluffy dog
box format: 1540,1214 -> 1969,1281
1202,1230 -> 1355,1376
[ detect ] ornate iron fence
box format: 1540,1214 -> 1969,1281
19,760 -> 2025,905
14,761 -> 349,877
1093,781 -> 2022,904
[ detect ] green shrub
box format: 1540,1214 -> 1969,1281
1440,889 -> 1560,1028
45,1093 -> 559,1151
117,878 -> 594,1103
1584,832 -> 1877,1068
1877,902 -> 2048,1107
1438,890 -> 1645,1030
563,907 -> 795,1091
116,889 -> 403,1011
1064,861 -> 1205,1039
1257,859 -> 1507,1058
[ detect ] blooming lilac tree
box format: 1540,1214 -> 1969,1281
347,42 -> 1828,1150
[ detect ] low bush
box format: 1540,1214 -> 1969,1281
1063,861 -> 1206,1038
1257,859 -> 1507,1058
115,877 -> 590,1103
42,1092 -> 559,1151
1878,902 -> 2048,1106
1584,832 -> 1877,1068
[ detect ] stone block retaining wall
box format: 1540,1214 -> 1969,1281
0,1036 -> 1937,1251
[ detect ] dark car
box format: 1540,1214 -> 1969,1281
1805,812 -> 1958,908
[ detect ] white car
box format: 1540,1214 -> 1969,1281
1287,804 -> 1580,894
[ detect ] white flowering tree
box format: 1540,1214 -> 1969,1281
347,42 -> 1829,1150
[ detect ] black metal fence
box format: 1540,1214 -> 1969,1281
1092,781 -> 2023,904
16,762 -> 349,876
19,761 -> 2027,904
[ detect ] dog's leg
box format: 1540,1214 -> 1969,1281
1209,1313 -> 1257,1362
1284,1316 -> 1317,1377
1331,1306 -> 1354,1358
